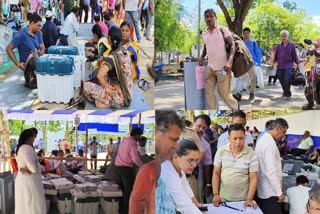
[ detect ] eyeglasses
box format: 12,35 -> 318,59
306,198 -> 320,213
179,156 -> 199,165
220,202 -> 244,212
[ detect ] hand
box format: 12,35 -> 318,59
244,200 -> 257,209
21,167 -> 32,175
278,193 -> 285,203
225,63 -> 232,73
199,57 -> 204,66
212,194 -> 222,207
203,185 -> 212,198
17,62 -> 26,71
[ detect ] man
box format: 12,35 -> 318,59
21,0 -> 30,22
123,0 -> 142,42
6,13 -> 45,83
30,0 -> 41,13
130,111 -> 183,214
89,136 -> 101,170
213,124 -> 258,208
256,118 -> 289,214
103,11 -> 116,30
284,175 -> 310,214
54,150 -> 74,176
273,30 -> 299,100
115,136 -> 121,147
257,40 -> 268,63
94,15 -> 108,36
90,0 -> 100,23
64,149 -> 73,168
199,9 -> 238,110
115,128 -> 144,214
290,131 -> 314,156
144,0 -> 153,41
58,7 -> 80,46
191,115 -> 212,203
235,27 -> 261,100
107,138 -> 116,159
79,0 -> 90,23
256,120 -> 275,142
42,10 -> 59,50
217,110 -> 253,149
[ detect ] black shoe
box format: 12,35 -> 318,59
249,93 -> 254,100
233,93 -> 242,102
256,85 -> 260,88
302,103 -> 314,110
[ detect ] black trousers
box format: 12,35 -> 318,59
290,148 -> 307,156
259,196 -> 283,214
80,5 -> 89,23
116,166 -> 135,214
90,154 -> 97,170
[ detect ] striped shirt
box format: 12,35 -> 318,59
214,144 -> 258,201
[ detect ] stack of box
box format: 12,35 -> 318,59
51,178 -> 74,214
99,181 -> 123,214
71,184 -> 100,214
84,175 -> 102,183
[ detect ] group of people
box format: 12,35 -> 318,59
151,110 -> 320,214
199,8 -> 320,111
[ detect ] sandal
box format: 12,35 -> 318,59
138,79 -> 152,90
66,97 -> 86,110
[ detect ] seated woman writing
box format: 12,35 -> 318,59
160,139 -> 203,214
85,24 -> 111,62
83,27 -> 133,109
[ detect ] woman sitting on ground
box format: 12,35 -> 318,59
83,27 -> 133,108
120,21 -> 140,80
307,148 -> 320,165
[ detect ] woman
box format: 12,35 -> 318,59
307,149 -> 320,165
160,139 -> 203,214
86,24 -> 111,69
83,26 -> 133,108
120,21 -> 141,80
267,44 -> 278,85
15,129 -> 46,214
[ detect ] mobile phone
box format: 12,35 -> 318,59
197,205 -> 208,212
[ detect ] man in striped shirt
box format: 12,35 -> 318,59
212,124 -> 258,209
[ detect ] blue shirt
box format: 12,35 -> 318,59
11,26 -> 43,62
244,39 -> 262,66
156,178 -> 176,214
42,21 -> 58,48
257,128 -> 268,142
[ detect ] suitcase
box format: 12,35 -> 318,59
36,54 -> 75,103
48,45 -> 79,55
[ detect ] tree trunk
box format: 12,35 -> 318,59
0,0 -> 3,25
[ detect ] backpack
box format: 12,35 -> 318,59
220,28 -> 254,78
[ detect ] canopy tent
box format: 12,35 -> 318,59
5,110 -> 155,124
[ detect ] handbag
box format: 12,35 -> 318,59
291,70 -> 306,86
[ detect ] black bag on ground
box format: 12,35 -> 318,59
24,51 -> 39,89
220,28 -> 254,78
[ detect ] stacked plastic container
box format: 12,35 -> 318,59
48,46 -> 86,89
36,54 -> 75,104
99,181 -> 123,214
50,178 -> 74,214
71,184 -> 100,214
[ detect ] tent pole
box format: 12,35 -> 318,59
138,113 -> 141,128
129,117 -> 133,133
85,124 -> 88,171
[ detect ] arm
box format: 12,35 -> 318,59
225,35 -> 236,72
23,146 -> 38,173
212,165 -> 222,207
199,44 -> 206,65
6,43 -> 24,70
97,64 -> 110,87
130,142 -> 144,167
39,44 -> 45,56
244,172 -> 258,208
129,165 -> 153,214
254,41 -> 262,66
293,44 -> 300,65
306,145 -> 313,154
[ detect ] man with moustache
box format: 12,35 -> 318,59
212,124 -> 258,209
192,114 -> 213,203
130,110 -> 183,213
256,118 -> 289,214
217,110 -> 254,149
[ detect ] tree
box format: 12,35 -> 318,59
283,0 -> 297,12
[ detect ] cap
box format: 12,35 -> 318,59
45,10 -> 54,18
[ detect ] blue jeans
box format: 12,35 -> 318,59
125,10 -> 141,41
277,68 -> 293,97
145,8 -> 154,38
91,7 -> 101,23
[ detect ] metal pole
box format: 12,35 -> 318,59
138,113 -> 141,128
197,0 -> 201,59
85,124 -> 88,171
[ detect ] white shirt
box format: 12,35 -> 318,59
125,0 -> 139,11
138,146 -> 146,156
160,160 -> 202,214
107,143 -> 116,154
255,132 -> 282,199
60,12 -> 79,36
217,131 -> 254,149
284,185 -> 310,214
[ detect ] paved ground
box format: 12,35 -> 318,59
0,26 -> 154,110
155,73 -> 319,110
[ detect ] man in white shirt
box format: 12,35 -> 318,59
255,118 -> 289,214
107,138 -> 116,159
284,175 -> 310,214
58,7 -> 80,46
290,130 -> 314,156
217,110 -> 253,149
124,0 -> 142,42
90,136 -> 101,170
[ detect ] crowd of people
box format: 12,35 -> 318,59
9,126 -> 155,214
3,0 -> 154,108
154,110 -> 320,214
198,8 -> 320,111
